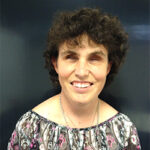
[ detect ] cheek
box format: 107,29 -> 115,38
92,66 -> 108,80
57,63 -> 73,78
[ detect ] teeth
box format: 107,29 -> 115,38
72,82 -> 91,88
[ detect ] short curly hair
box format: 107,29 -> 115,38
44,7 -> 128,87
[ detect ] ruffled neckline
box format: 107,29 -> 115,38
30,110 -> 120,131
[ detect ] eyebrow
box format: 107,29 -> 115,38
60,50 -> 107,57
89,51 -> 107,57
60,50 -> 77,56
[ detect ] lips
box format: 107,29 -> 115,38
71,81 -> 93,88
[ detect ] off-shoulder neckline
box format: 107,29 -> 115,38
29,110 -> 121,130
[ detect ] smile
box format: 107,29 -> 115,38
71,81 -> 93,88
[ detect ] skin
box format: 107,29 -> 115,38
33,35 -> 118,128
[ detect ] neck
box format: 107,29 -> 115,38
59,93 -> 100,128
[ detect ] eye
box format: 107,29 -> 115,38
65,55 -> 78,60
89,56 -> 101,61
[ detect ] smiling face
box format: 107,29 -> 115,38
52,35 -> 111,105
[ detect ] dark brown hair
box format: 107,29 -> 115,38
44,8 -> 128,87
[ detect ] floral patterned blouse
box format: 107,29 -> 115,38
8,110 -> 141,150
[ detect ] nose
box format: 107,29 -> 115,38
75,59 -> 89,78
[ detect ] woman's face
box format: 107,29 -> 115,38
53,35 -> 111,104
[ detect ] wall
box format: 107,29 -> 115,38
0,0 -> 149,149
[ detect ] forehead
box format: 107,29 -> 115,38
59,34 -> 108,54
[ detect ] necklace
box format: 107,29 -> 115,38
59,95 -> 100,128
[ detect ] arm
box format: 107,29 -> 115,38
126,123 -> 141,150
7,111 -> 40,149
8,129 -> 20,150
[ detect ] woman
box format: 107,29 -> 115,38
8,8 -> 141,149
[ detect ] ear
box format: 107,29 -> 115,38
51,57 -> 58,73
107,62 -> 112,75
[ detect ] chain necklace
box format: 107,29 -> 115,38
59,95 -> 100,128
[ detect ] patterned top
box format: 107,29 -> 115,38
8,110 -> 141,150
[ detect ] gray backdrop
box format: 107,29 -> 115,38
0,0 -> 149,149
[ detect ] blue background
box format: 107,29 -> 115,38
0,0 -> 149,149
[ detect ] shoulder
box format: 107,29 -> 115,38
100,100 -> 137,127
99,102 -> 141,148
8,110 -> 47,149
8,110 -> 40,149
15,111 -> 40,131
99,100 -> 119,123
109,112 -> 141,148
13,95 -> 60,131
32,94 -> 62,123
